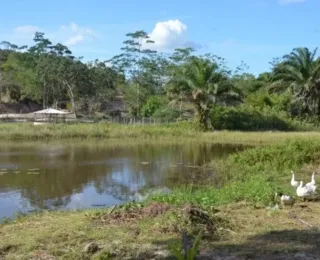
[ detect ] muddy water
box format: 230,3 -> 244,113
0,142 -> 245,219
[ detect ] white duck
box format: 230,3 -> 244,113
305,172 -> 316,188
277,192 -> 295,207
296,181 -> 316,200
290,171 -> 299,187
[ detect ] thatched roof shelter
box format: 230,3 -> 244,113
33,108 -> 70,115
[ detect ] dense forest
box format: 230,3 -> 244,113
1,30 -> 320,130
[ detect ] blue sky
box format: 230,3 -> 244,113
0,0 -> 319,75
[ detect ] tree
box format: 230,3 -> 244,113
0,42 -> 27,102
167,55 -> 239,130
6,32 -> 93,112
271,47 -> 320,116
108,31 -> 158,116
87,60 -> 119,99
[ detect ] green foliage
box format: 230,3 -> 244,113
0,121 -> 199,141
124,83 -> 151,116
167,55 -> 239,130
232,73 -> 265,94
271,47 -> 320,117
210,104 -> 315,131
2,31 -> 320,129
108,30 -> 159,115
152,106 -> 182,121
141,96 -> 166,117
169,230 -> 202,260
1,33 -> 123,112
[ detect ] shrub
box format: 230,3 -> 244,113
210,105 -> 316,131
141,96 -> 167,117
152,106 -> 182,121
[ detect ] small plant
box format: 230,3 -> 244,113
0,217 -> 11,225
169,230 -> 203,260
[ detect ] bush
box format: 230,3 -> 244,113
152,106 -> 182,121
141,96 -> 167,117
210,105 -> 315,131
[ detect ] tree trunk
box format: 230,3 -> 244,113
317,99 -> 320,118
63,80 -> 76,117
195,102 -> 211,131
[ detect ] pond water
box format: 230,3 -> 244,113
0,142 -> 245,219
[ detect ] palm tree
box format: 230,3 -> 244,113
271,47 -> 320,116
167,56 -> 240,130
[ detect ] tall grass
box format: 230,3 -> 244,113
1,122 -> 320,144
0,121 -> 198,141
152,139 -> 320,206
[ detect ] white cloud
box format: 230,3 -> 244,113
58,22 -> 97,46
65,35 -> 84,46
143,19 -> 197,51
278,0 -> 306,5
105,61 -> 112,67
9,23 -> 96,48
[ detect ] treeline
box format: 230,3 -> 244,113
1,30 -> 320,130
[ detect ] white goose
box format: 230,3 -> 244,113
305,172 -> 316,188
296,181 -> 316,200
290,171 -> 299,187
277,192 -> 295,207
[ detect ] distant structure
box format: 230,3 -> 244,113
33,108 -> 75,124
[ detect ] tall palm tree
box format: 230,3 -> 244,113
167,56 -> 240,130
271,47 -> 320,116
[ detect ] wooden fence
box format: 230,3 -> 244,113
0,113 -> 182,125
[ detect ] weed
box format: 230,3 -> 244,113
169,230 -> 203,260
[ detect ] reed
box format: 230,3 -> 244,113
1,122 -> 320,145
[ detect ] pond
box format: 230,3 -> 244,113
0,141 -> 245,219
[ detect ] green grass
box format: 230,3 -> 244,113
0,121 -> 195,140
0,202 -> 226,259
1,122 -> 320,145
3,199 -> 320,259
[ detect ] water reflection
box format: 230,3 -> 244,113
0,142 -> 244,219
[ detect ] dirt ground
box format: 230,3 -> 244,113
1,202 -> 320,259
